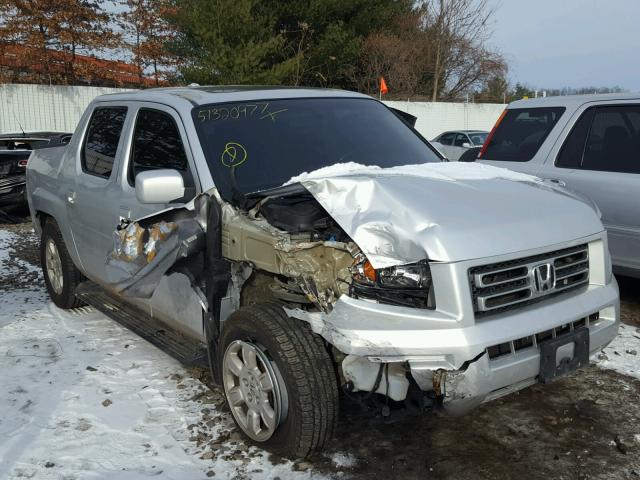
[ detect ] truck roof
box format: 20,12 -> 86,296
94,85 -> 370,109
508,92 -> 640,110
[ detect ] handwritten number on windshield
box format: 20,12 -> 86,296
197,103 -> 288,123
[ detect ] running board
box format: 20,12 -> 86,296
76,282 -> 208,368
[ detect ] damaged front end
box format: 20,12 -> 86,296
100,161 -> 611,417
102,174 -> 453,409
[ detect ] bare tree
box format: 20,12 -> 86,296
360,31 -> 424,96
56,0 -> 119,84
420,0 -> 504,101
0,0 -> 118,85
0,0 -> 63,83
355,0 -> 506,100
119,0 -> 177,86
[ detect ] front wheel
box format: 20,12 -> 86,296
218,302 -> 338,458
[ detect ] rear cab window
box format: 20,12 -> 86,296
480,107 -> 565,162
82,106 -> 128,178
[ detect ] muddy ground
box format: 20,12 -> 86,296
2,219 -> 640,480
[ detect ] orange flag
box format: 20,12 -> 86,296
380,76 -> 389,95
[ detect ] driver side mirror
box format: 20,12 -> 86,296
135,169 -> 185,204
462,142 -> 472,148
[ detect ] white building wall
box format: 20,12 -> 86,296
0,84 -> 131,134
0,84 -> 506,140
384,100 -> 506,140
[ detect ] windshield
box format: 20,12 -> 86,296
469,132 -> 488,145
192,97 -> 441,200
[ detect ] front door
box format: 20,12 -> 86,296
549,104 -> 640,272
122,104 -> 203,340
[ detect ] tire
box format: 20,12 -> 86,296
40,218 -> 84,309
218,302 -> 338,458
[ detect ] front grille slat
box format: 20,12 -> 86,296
470,244 -> 589,316
555,264 -> 589,279
474,267 -> 529,288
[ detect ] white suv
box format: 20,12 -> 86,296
478,93 -> 640,278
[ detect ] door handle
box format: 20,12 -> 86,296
119,206 -> 131,223
549,178 -> 566,187
66,190 -> 76,204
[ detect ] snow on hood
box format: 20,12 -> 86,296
285,161 -> 541,185
286,162 -> 603,267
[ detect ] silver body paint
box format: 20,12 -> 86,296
26,87 -> 620,414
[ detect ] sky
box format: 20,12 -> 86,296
488,0 -> 640,92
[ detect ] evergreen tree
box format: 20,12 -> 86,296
165,0 -> 296,85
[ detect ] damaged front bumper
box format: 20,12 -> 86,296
288,279 -> 619,415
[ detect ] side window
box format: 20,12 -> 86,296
558,105 -> 640,173
556,109 -> 595,169
438,132 -> 455,145
82,107 -> 127,178
454,133 -> 468,147
582,106 -> 640,173
129,108 -> 193,186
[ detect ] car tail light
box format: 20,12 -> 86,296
17,159 -> 28,168
478,109 -> 507,159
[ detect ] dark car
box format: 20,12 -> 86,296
0,132 -> 72,213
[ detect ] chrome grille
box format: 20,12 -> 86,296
470,244 -> 589,316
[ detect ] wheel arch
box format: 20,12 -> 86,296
34,206 -> 85,274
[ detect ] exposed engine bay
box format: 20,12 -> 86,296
106,182 -> 435,318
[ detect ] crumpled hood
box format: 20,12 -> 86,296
295,163 -> 603,267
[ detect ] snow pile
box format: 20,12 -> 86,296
285,161 -> 540,185
597,322 -> 640,379
330,452 -> 357,468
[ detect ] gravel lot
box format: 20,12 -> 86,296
1,219 -> 639,480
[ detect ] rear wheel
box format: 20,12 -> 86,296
218,302 -> 338,457
40,218 -> 84,309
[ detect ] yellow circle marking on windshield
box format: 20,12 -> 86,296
221,142 -> 248,167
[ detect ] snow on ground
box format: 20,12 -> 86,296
0,228 -> 325,480
1,222 -> 640,480
597,322 -> 640,379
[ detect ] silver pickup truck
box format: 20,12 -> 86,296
26,86 -> 619,458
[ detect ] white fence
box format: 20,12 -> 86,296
0,84 -> 130,134
384,100 -> 506,140
0,84 -> 505,139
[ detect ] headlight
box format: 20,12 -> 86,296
351,257 -> 435,309
378,263 -> 431,289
